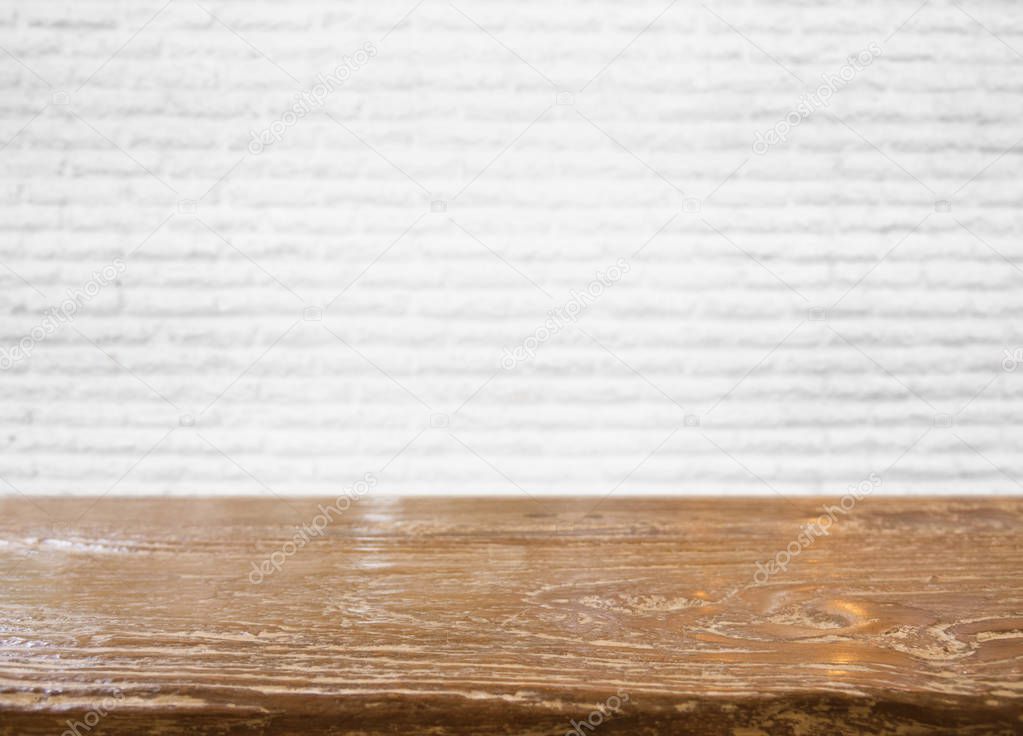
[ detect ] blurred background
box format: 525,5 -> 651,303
1,0 -> 1021,496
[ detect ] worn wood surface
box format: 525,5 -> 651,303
0,496 -> 1021,735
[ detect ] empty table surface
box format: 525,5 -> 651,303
0,496 -> 1021,735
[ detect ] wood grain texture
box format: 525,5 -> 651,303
0,497 -> 1021,735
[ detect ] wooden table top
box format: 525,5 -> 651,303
0,496 -> 1021,735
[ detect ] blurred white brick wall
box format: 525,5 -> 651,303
1,0 -> 1021,497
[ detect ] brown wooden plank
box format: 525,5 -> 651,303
0,497 -> 1021,735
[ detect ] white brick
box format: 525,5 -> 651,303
0,0 -> 1020,496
